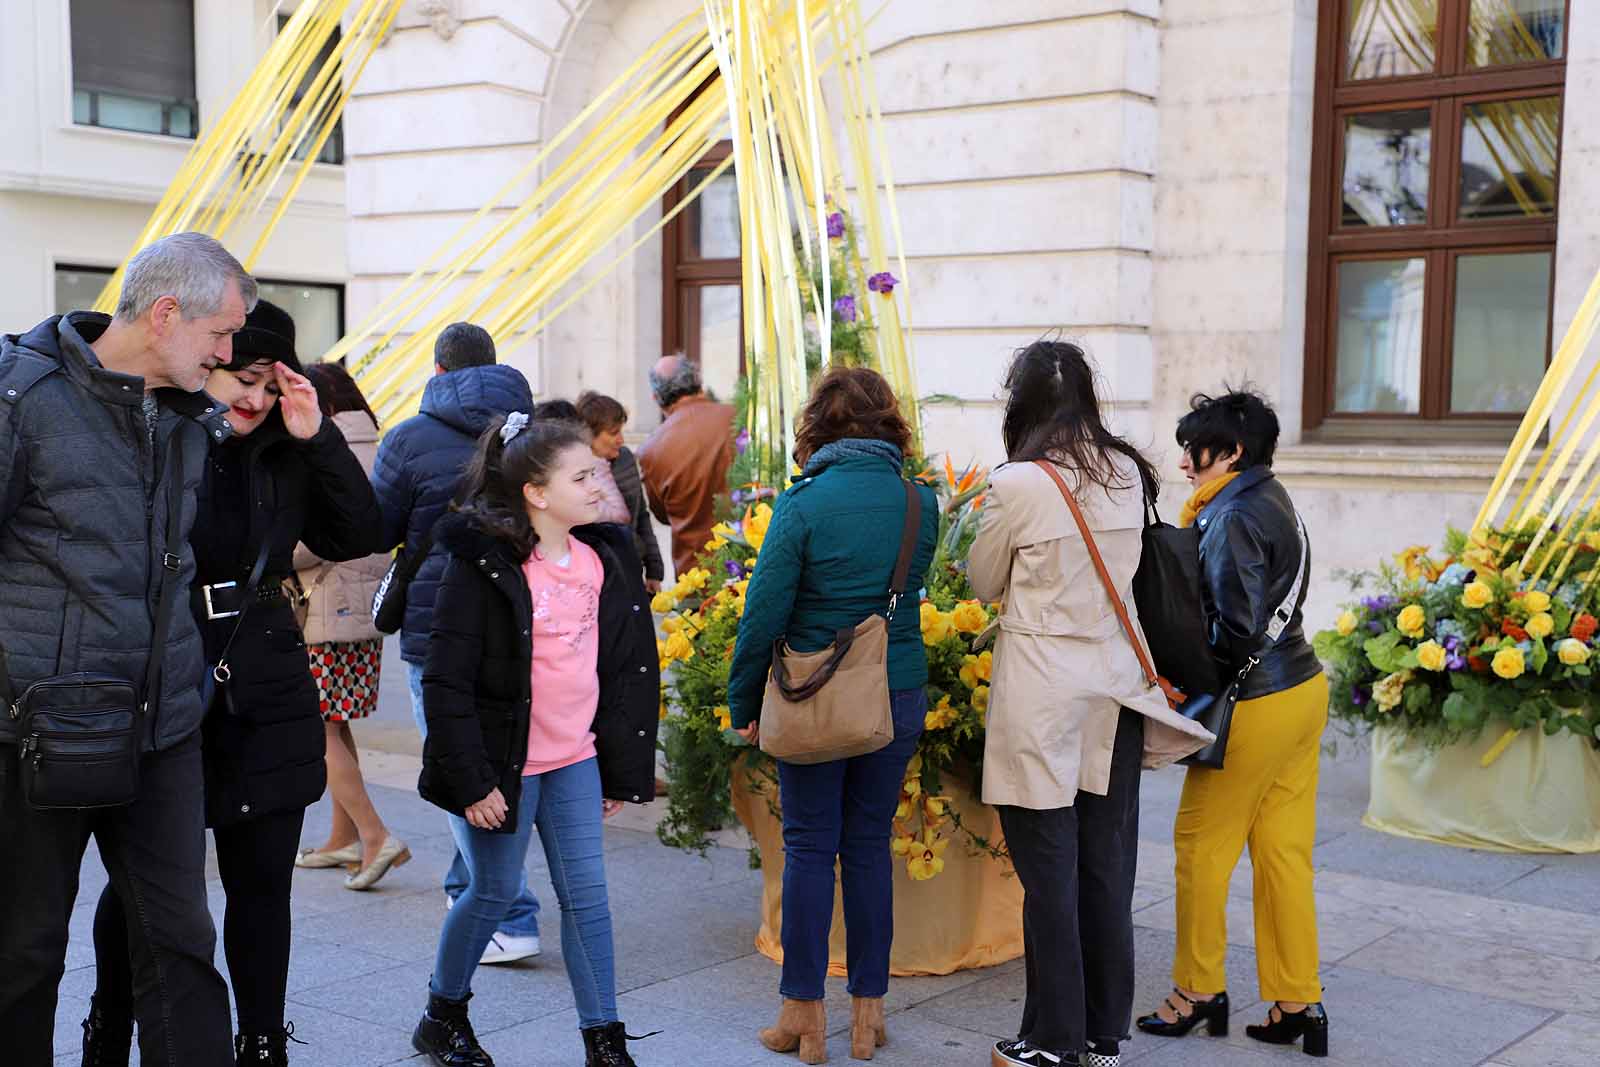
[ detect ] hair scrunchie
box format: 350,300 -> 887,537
500,411 -> 530,444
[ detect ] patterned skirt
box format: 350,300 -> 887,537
307,639 -> 383,722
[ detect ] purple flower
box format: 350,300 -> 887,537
1362,595 -> 1398,613
1351,686 -> 1370,706
731,488 -> 753,505
1447,655 -> 1468,671
867,271 -> 899,296
1366,621 -> 1385,635
833,295 -> 858,322
724,559 -> 743,579
735,427 -> 750,454
826,212 -> 845,239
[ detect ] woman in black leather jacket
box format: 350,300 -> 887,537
1136,390 -> 1331,1058
84,301 -> 384,1067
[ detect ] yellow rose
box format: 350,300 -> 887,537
1461,581 -> 1494,610
1526,612 -> 1555,640
950,600 -> 987,634
1491,646 -> 1526,680
1336,610 -> 1358,637
1523,590 -> 1552,613
924,696 -> 959,731
1372,669 -> 1412,712
1415,640 -> 1447,672
662,630 -> 694,662
650,590 -> 677,614
922,611 -> 955,646
1558,638 -> 1591,666
1396,604 -> 1426,639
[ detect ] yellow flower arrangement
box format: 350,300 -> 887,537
1492,646 -> 1526,680
959,650 -> 993,689
1336,610 -> 1358,637
1523,590 -> 1552,613
1396,604 -> 1426,639
1397,545 -> 1444,582
905,828 -> 949,881
662,630 -> 695,662
1461,580 -> 1495,610
920,603 -> 955,646
650,590 -> 677,614
1415,640 -> 1447,672
924,695 -> 960,731
950,600 -> 987,634
1526,612 -> 1555,640
1558,638 -> 1592,666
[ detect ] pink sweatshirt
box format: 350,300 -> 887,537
521,535 -> 602,776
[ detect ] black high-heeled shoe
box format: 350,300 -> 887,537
1135,989 -> 1230,1038
1245,1002 -> 1328,1057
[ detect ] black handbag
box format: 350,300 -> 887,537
372,527 -> 436,635
1132,497 -> 1221,699
3,436 -> 186,811
1178,512 -> 1310,770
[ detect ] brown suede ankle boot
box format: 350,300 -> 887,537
758,998 -> 827,1063
849,997 -> 887,1060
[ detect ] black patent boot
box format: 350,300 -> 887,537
582,1021 -> 652,1066
413,993 -> 495,1067
234,1024 -> 297,1066
80,994 -> 133,1067
1245,1002 -> 1328,1057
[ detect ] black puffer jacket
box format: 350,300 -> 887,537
418,512 -> 660,831
196,414 -> 382,827
0,313 -> 232,752
1195,466 -> 1323,701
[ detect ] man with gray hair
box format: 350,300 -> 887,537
637,353 -> 735,575
0,231 -> 248,1062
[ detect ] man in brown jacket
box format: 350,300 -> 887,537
637,353 -> 735,576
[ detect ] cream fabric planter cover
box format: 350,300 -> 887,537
1365,724 -> 1600,853
730,765 -> 1023,976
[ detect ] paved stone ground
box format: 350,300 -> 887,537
52,643 -> 1600,1065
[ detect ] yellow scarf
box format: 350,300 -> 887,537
1179,471 -> 1242,528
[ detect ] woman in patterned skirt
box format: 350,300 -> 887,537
292,362 -> 410,891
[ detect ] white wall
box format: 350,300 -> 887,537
0,0 -> 348,330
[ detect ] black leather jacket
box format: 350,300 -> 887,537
1195,467 -> 1323,701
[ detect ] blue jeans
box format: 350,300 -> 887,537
776,687 -> 925,1001
429,759 -> 618,1028
407,661 -> 540,938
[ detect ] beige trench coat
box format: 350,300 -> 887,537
968,459 -> 1213,810
292,411 -> 390,646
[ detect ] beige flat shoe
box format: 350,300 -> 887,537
343,836 -> 411,891
295,842 -> 361,869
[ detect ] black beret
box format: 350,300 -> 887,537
230,299 -> 301,374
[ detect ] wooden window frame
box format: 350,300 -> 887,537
1303,0 -> 1569,436
661,140 -> 743,373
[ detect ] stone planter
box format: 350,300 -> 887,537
1365,724 -> 1600,853
729,764 -> 1023,976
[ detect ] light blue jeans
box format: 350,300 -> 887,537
429,759 -> 618,1028
407,660 -> 541,938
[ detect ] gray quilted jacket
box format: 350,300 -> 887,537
0,312 -> 233,752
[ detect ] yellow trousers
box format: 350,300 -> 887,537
1171,672 -> 1328,1003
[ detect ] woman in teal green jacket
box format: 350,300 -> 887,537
728,367 -> 938,1063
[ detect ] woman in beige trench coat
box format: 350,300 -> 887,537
969,339 -> 1211,1067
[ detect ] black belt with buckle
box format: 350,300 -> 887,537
200,576 -> 288,621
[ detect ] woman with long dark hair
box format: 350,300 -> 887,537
411,413 -> 658,1067
968,339 -> 1211,1067
291,362 -> 409,890
84,301 -> 384,1066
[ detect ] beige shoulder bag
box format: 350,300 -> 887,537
758,481 -> 922,765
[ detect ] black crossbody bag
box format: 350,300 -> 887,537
3,436 -> 187,811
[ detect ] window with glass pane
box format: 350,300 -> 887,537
256,281 -> 345,361
1343,109 -> 1431,226
684,170 -> 740,260
1459,96 -> 1559,221
697,285 -> 743,402
55,265 -> 113,314
277,16 -> 344,166
1333,259 -> 1426,414
1346,0 -> 1438,80
1306,1 -> 1564,430
69,0 -> 197,138
1468,0 -> 1565,66
1451,252 -> 1550,413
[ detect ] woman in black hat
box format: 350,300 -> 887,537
83,300 -> 385,1067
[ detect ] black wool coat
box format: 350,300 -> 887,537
418,512 -> 661,830
197,414 -> 383,827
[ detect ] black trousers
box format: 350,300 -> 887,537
96,806 -> 307,1036
997,708 -> 1144,1056
0,734 -> 232,1066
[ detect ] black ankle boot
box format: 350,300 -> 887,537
1135,989 -> 1230,1038
582,1021 -> 646,1067
80,994 -> 133,1067
1245,1002 -> 1328,1057
413,993 -> 495,1067
234,1027 -> 292,1066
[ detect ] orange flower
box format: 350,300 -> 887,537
1501,619 -> 1529,642
1468,655 -> 1490,674
1573,614 -> 1598,643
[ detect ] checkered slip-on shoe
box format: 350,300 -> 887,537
1081,1051 -> 1121,1067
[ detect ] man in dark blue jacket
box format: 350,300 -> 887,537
370,322 -> 544,963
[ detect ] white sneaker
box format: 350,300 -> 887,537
479,932 -> 541,965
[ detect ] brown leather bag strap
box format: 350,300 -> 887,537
1032,459 -> 1165,692
886,479 -> 921,618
